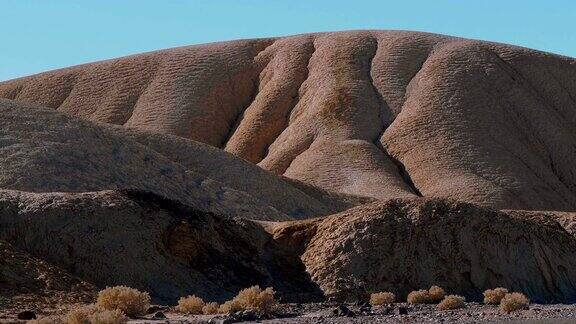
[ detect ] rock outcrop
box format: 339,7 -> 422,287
0,189 -> 323,304
275,199 -> 576,303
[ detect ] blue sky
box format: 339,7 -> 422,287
1,1 -> 575,81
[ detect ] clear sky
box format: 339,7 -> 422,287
1,1 -> 575,81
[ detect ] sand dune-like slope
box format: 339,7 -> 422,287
2,30 -> 576,210
105,124 -> 365,214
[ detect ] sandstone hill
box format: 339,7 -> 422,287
2,30 -> 576,211
1,30 -> 576,309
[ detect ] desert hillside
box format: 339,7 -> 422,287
2,30 -> 576,210
1,30 -> 576,311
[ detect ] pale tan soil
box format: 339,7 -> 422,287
0,30 -> 575,321
2,30 -> 576,211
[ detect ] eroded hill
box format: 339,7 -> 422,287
1,30 -> 576,310
2,31 -> 576,210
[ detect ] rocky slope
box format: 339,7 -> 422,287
0,30 -> 576,311
0,189 -> 323,304
275,199 -> 576,303
0,240 -> 96,312
2,187 -> 576,305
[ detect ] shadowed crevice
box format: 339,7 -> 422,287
367,35 -> 422,197
259,38 -> 317,164
220,40 -> 277,149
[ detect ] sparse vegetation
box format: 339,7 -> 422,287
407,289 -> 430,304
30,317 -> 64,324
176,295 -> 205,314
483,287 -> 508,305
437,295 -> 466,310
407,286 -> 446,304
217,286 -> 276,314
202,302 -> 220,315
500,292 -> 529,313
234,286 -> 277,313
64,304 -> 100,324
428,285 -> 446,303
87,309 -> 127,324
34,304 -> 128,324
369,292 -> 396,305
218,300 -> 242,314
96,286 -> 150,317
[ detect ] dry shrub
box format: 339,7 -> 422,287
369,292 -> 396,305
219,286 -> 276,314
62,304 -> 127,324
30,317 -> 64,324
88,309 -> 127,324
407,286 -> 446,304
202,302 -> 220,315
428,286 -> 446,303
64,304 -> 99,324
235,286 -> 276,313
437,295 -> 466,310
96,286 -> 150,317
218,300 -> 242,314
483,287 -> 508,305
407,289 -> 430,304
176,295 -> 205,314
500,292 -> 529,313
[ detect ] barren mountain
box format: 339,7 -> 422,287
1,30 -> 576,311
2,30 -> 576,210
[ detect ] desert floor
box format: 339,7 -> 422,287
135,302 -> 576,323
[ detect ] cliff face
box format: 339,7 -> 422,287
1,30 -> 576,304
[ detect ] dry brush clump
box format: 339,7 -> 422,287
176,295 -> 205,314
218,286 -> 277,314
428,285 -> 446,303
202,302 -> 220,315
32,304 -> 128,324
483,287 -> 509,305
87,309 -> 127,324
407,286 -> 446,304
437,295 -> 466,310
218,300 -> 243,314
369,292 -> 396,306
96,286 -> 150,317
407,290 -> 430,304
64,304 -> 99,324
499,292 -> 529,313
30,317 -> 64,324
